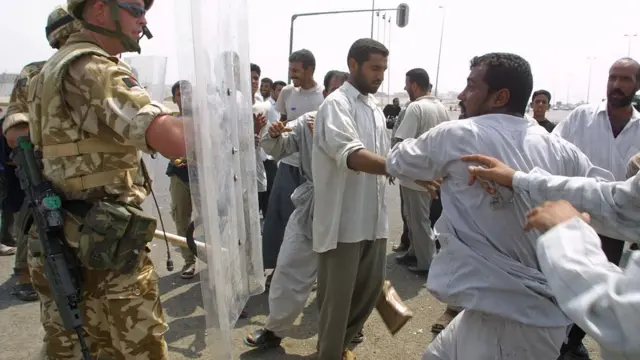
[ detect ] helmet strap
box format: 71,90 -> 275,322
81,1 -> 142,53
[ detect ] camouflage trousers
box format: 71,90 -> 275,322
28,250 -> 169,359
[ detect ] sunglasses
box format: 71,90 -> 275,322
117,3 -> 146,18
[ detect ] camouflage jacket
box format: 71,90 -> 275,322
29,32 -> 173,207
3,61 -> 45,135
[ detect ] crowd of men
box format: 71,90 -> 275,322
2,1 -> 640,360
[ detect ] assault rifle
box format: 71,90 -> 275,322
11,136 -> 90,360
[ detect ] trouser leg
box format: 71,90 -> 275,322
169,176 -> 194,265
317,239 -> 386,359
404,187 -> 435,270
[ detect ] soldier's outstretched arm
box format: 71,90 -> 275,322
63,55 -> 186,159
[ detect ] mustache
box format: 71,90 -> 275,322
609,89 -> 625,96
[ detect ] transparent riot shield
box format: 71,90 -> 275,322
122,56 -> 170,217
174,0 -> 264,358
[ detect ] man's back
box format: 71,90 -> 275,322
387,113 -> 613,327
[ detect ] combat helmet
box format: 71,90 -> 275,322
66,0 -> 154,54
46,5 -> 82,49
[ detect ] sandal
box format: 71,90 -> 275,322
0,243 -> 16,256
11,283 -> 39,302
431,307 -> 460,334
180,263 -> 196,279
244,328 -> 282,349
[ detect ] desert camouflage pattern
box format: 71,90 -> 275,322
46,5 -> 82,48
28,32 -> 173,207
28,247 -> 169,359
3,61 -> 45,135
77,201 -> 157,273
67,0 -> 155,19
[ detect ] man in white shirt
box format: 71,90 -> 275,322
251,64 -> 278,202
262,49 -> 324,274
550,57 -> 640,359
459,154 -> 640,359
393,68 -> 450,273
386,52 -> 614,360
245,70 -> 351,350
312,38 -> 390,360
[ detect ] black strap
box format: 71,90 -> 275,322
45,15 -> 75,38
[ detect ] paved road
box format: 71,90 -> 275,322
0,108 -> 604,359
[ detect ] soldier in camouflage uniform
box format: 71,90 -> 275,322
3,4 -> 82,303
5,1 -> 187,358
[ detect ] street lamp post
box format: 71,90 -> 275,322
586,56 -> 595,104
387,15 -> 392,104
624,33 -> 637,57
288,5 -> 410,83
370,0 -> 375,38
434,6 -> 446,98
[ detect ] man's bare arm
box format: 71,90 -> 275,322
146,115 -> 186,159
347,149 -> 387,175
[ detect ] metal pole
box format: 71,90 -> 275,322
625,34 -> 637,57
370,0 -> 375,38
586,57 -> 595,104
288,15 -> 297,84
376,12 -> 381,40
434,6 -> 445,98
387,16 -> 392,104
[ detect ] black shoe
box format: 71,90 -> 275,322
558,342 -> 590,359
407,266 -> 429,275
1,237 -> 16,247
395,253 -> 417,266
244,328 -> 282,349
350,330 -> 365,344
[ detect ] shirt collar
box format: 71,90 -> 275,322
343,81 -> 377,106
596,100 -> 640,122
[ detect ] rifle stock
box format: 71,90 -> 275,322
11,136 -> 90,360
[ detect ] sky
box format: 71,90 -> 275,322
1,0 -> 639,104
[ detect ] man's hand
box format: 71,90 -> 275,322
461,154 -> 516,192
414,179 -> 442,199
307,115 -> 315,135
5,124 -> 30,148
253,113 -> 267,134
254,134 -> 260,148
524,200 -> 591,233
268,121 -> 292,138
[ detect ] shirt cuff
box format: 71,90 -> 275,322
512,171 -> 529,192
132,100 -> 174,154
2,112 -> 29,135
337,140 -> 365,170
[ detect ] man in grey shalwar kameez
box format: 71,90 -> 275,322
245,71 -> 354,349
386,53 -> 615,360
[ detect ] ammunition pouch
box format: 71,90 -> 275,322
70,200 -> 156,274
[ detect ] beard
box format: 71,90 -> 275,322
607,89 -> 636,108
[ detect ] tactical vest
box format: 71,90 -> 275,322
28,41 -> 149,200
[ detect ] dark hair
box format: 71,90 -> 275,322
617,57 -> 640,82
250,63 -> 261,76
470,52 -> 533,114
261,77 -> 273,85
171,80 -> 191,97
405,68 -> 430,90
532,89 -> 551,103
289,49 -> 316,70
347,38 -> 389,66
323,70 -> 348,90
272,80 -> 286,90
